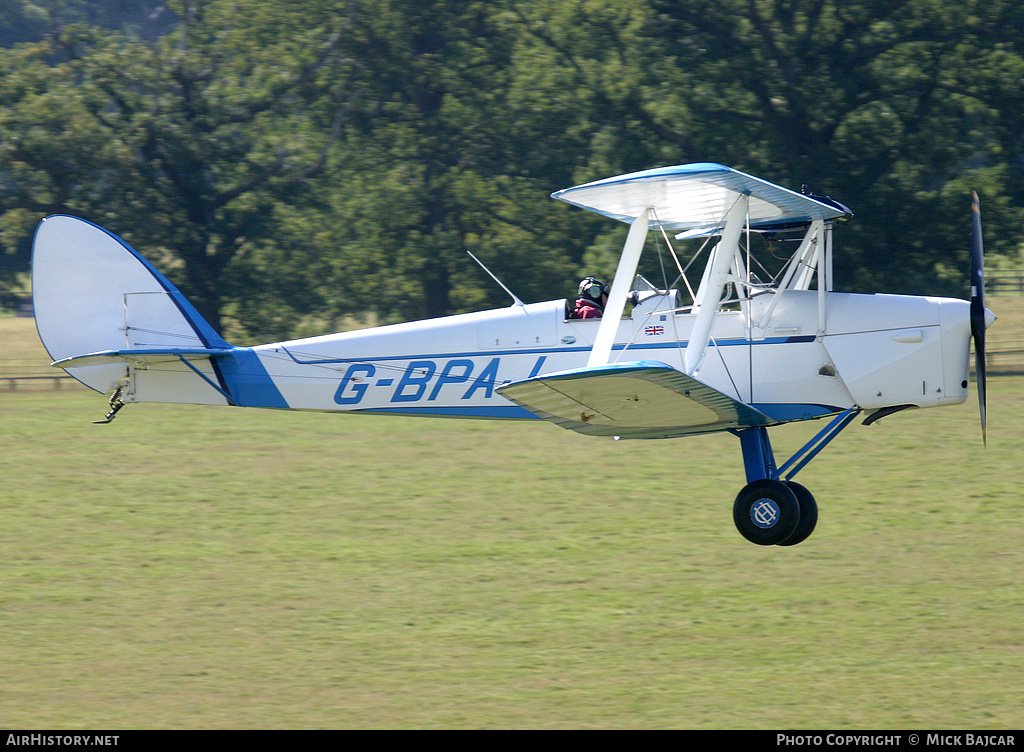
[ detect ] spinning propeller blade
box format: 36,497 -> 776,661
970,191 -> 987,446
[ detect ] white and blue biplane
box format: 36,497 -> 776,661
32,163 -> 994,545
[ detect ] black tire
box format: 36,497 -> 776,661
776,481 -> 818,547
733,479 -> 801,545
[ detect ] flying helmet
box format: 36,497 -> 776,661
578,276 -> 609,305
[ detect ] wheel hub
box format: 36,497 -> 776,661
750,498 -> 781,528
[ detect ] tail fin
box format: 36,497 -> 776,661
32,215 -> 231,397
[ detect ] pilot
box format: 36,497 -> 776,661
569,276 -> 609,319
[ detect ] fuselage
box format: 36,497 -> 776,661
125,288 -> 976,426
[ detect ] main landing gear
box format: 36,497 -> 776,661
732,410 -> 858,546
733,478 -> 818,546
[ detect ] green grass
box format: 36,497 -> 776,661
2,307 -> 1023,729
1,376 -> 1023,728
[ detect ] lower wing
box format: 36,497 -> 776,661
497,360 -> 776,439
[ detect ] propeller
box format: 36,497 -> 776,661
970,191 -> 987,446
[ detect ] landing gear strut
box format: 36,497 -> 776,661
732,410 -> 857,546
93,384 -> 127,424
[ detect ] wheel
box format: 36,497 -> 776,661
776,481 -> 818,546
733,479 -> 801,546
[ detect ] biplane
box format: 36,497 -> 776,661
31,163 -> 994,546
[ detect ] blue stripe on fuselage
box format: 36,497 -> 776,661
279,335 -> 815,366
216,348 -> 290,408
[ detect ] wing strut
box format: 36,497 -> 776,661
587,207 -> 649,367
684,196 -> 748,374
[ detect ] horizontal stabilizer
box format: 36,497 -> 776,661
497,360 -> 776,439
52,347 -> 233,369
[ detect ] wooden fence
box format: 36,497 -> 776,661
987,272 -> 1024,295
4,273 -> 1024,391
2,373 -> 84,392
4,342 -> 1024,394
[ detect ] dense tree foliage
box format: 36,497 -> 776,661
1,0 -> 1022,338
0,0 -> 175,47
1,1 -> 357,334
513,0 -> 1024,294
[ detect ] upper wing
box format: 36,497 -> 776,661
551,162 -> 850,232
497,360 -> 776,439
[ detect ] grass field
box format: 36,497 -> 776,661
1,317 -> 1022,728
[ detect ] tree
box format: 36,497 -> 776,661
516,0 -> 1024,294
0,38 -> 122,294
0,0 -> 358,335
5,0 -> 1023,330
317,0 -> 590,324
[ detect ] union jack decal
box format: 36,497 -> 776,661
644,325 -> 665,336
